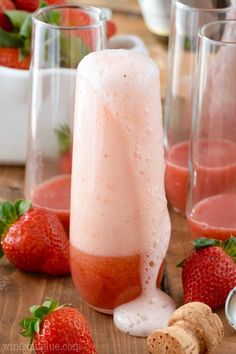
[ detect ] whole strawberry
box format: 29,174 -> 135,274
0,0 -> 15,31
13,0 -> 38,12
179,237 -> 236,309
0,200 -> 70,275
20,298 -> 97,354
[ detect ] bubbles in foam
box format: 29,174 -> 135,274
114,290 -> 175,337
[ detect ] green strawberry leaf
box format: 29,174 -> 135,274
31,306 -> 50,319
0,202 -> 17,224
39,1 -> 48,8
0,28 -> 24,48
43,298 -> 59,312
177,259 -> 185,268
60,34 -> 90,68
0,200 -> 32,243
20,317 -> 37,335
193,237 -> 222,250
15,200 -> 31,216
19,14 -> 32,39
223,236 -> 236,262
55,124 -> 72,154
20,298 -> 64,345
5,10 -> 30,31
45,10 -> 61,26
34,319 -> 40,334
0,220 -> 6,234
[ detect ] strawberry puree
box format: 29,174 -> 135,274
70,245 -> 165,312
187,193 -> 236,240
32,175 -> 71,233
165,141 -> 189,214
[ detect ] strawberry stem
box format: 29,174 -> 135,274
192,237 -> 222,249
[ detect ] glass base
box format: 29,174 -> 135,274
170,205 -> 186,217
88,303 -> 113,315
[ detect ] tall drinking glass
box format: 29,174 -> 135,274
164,0 -> 236,214
25,4 -> 106,233
187,20 -> 236,241
70,49 -> 175,336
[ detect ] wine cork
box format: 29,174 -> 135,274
147,302 -> 224,354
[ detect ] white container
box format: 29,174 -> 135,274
139,0 -> 171,37
0,66 -> 30,164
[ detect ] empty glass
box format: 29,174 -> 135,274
25,4 -> 106,233
164,0 -> 236,214
187,20 -> 236,241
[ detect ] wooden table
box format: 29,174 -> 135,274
0,6 -> 235,354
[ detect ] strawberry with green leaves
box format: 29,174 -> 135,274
21,298 -> 98,354
0,200 -> 70,275
55,124 -> 73,174
0,1 -> 117,69
179,237 -> 236,309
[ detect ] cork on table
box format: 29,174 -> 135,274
0,5 -> 235,354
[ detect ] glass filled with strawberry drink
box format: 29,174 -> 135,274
187,20 -> 236,241
70,49 -> 175,337
25,4 -> 107,233
164,0 -> 236,214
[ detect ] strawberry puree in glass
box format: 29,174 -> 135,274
70,49 -> 175,337
32,174 -> 71,233
187,193 -> 236,240
187,139 -> 236,240
165,141 -> 189,214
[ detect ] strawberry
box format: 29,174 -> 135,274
46,0 -> 66,4
20,298 -> 98,354
55,124 -> 72,174
13,0 -> 38,12
0,0 -> 15,31
179,237 -> 236,309
0,0 -> 15,9
0,47 -> 30,69
107,20 -> 116,39
0,11 -> 12,30
0,200 -> 70,275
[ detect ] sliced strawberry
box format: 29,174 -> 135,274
0,47 -> 30,69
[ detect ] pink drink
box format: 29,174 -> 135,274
32,175 -> 71,233
187,139 -> 236,240
191,140 -> 236,199
70,49 -> 175,336
187,193 -> 236,240
165,141 -> 189,214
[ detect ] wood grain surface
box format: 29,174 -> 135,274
0,4 -> 235,354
